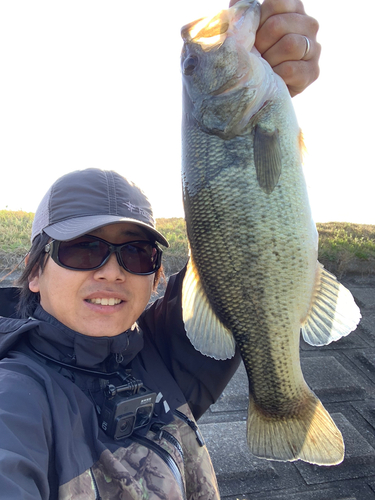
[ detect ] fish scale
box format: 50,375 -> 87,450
180,0 -> 360,465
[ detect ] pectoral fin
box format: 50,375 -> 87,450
301,263 -> 361,346
182,253 -> 236,360
253,124 -> 282,194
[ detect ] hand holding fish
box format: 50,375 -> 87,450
230,0 -> 321,96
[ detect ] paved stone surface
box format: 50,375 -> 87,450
0,272 -> 19,288
199,274 -> 375,499
2,271 -> 375,498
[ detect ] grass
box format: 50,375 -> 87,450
316,222 -> 375,276
0,210 -> 34,274
155,218 -> 189,276
0,210 -> 34,254
1,210 -> 374,278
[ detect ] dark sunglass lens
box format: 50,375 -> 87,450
120,242 -> 158,274
58,237 -> 109,269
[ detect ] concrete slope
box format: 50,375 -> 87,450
199,274 -> 375,499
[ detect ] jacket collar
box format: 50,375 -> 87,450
0,294 -> 187,426
0,304 -> 144,371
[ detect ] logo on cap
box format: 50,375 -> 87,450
123,201 -> 153,223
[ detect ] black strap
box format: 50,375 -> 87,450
174,409 -> 205,447
151,423 -> 184,461
26,337 -> 123,381
129,434 -> 187,500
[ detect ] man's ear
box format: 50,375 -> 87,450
28,273 -> 40,293
27,253 -> 41,293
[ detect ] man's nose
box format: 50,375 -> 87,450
93,253 -> 126,281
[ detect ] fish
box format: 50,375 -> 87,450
180,0 -> 361,465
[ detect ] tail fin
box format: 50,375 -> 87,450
247,389 -> 344,465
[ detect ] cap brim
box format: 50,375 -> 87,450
43,215 -> 169,247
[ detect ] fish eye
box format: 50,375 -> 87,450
183,55 -> 198,76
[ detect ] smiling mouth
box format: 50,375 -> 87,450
86,298 -> 123,306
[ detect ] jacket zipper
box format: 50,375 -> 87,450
89,467 -> 102,500
130,434 -> 187,500
173,409 -> 205,447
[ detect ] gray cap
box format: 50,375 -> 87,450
31,168 -> 169,247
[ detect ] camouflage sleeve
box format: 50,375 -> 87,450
140,266 -> 241,420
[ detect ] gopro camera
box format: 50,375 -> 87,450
99,373 -> 157,440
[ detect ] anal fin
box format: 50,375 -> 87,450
302,262 -> 361,346
182,254 -> 236,360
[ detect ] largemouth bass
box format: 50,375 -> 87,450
180,0 -> 361,465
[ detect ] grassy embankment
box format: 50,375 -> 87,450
1,210 -> 375,280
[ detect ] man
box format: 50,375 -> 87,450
0,168 -> 242,499
0,2 -> 320,498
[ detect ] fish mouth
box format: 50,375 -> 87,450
181,13 -> 229,50
181,0 -> 260,52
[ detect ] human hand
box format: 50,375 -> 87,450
230,0 -> 321,97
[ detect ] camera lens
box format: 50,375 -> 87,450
120,421 -> 130,432
115,415 -> 135,439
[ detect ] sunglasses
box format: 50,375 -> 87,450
44,235 -> 162,275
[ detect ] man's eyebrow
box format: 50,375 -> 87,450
121,229 -> 146,238
95,227 -> 147,238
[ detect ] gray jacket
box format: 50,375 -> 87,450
0,270 -> 240,499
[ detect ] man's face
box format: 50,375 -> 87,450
29,223 -> 155,337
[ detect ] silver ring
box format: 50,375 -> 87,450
302,36 -> 311,59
